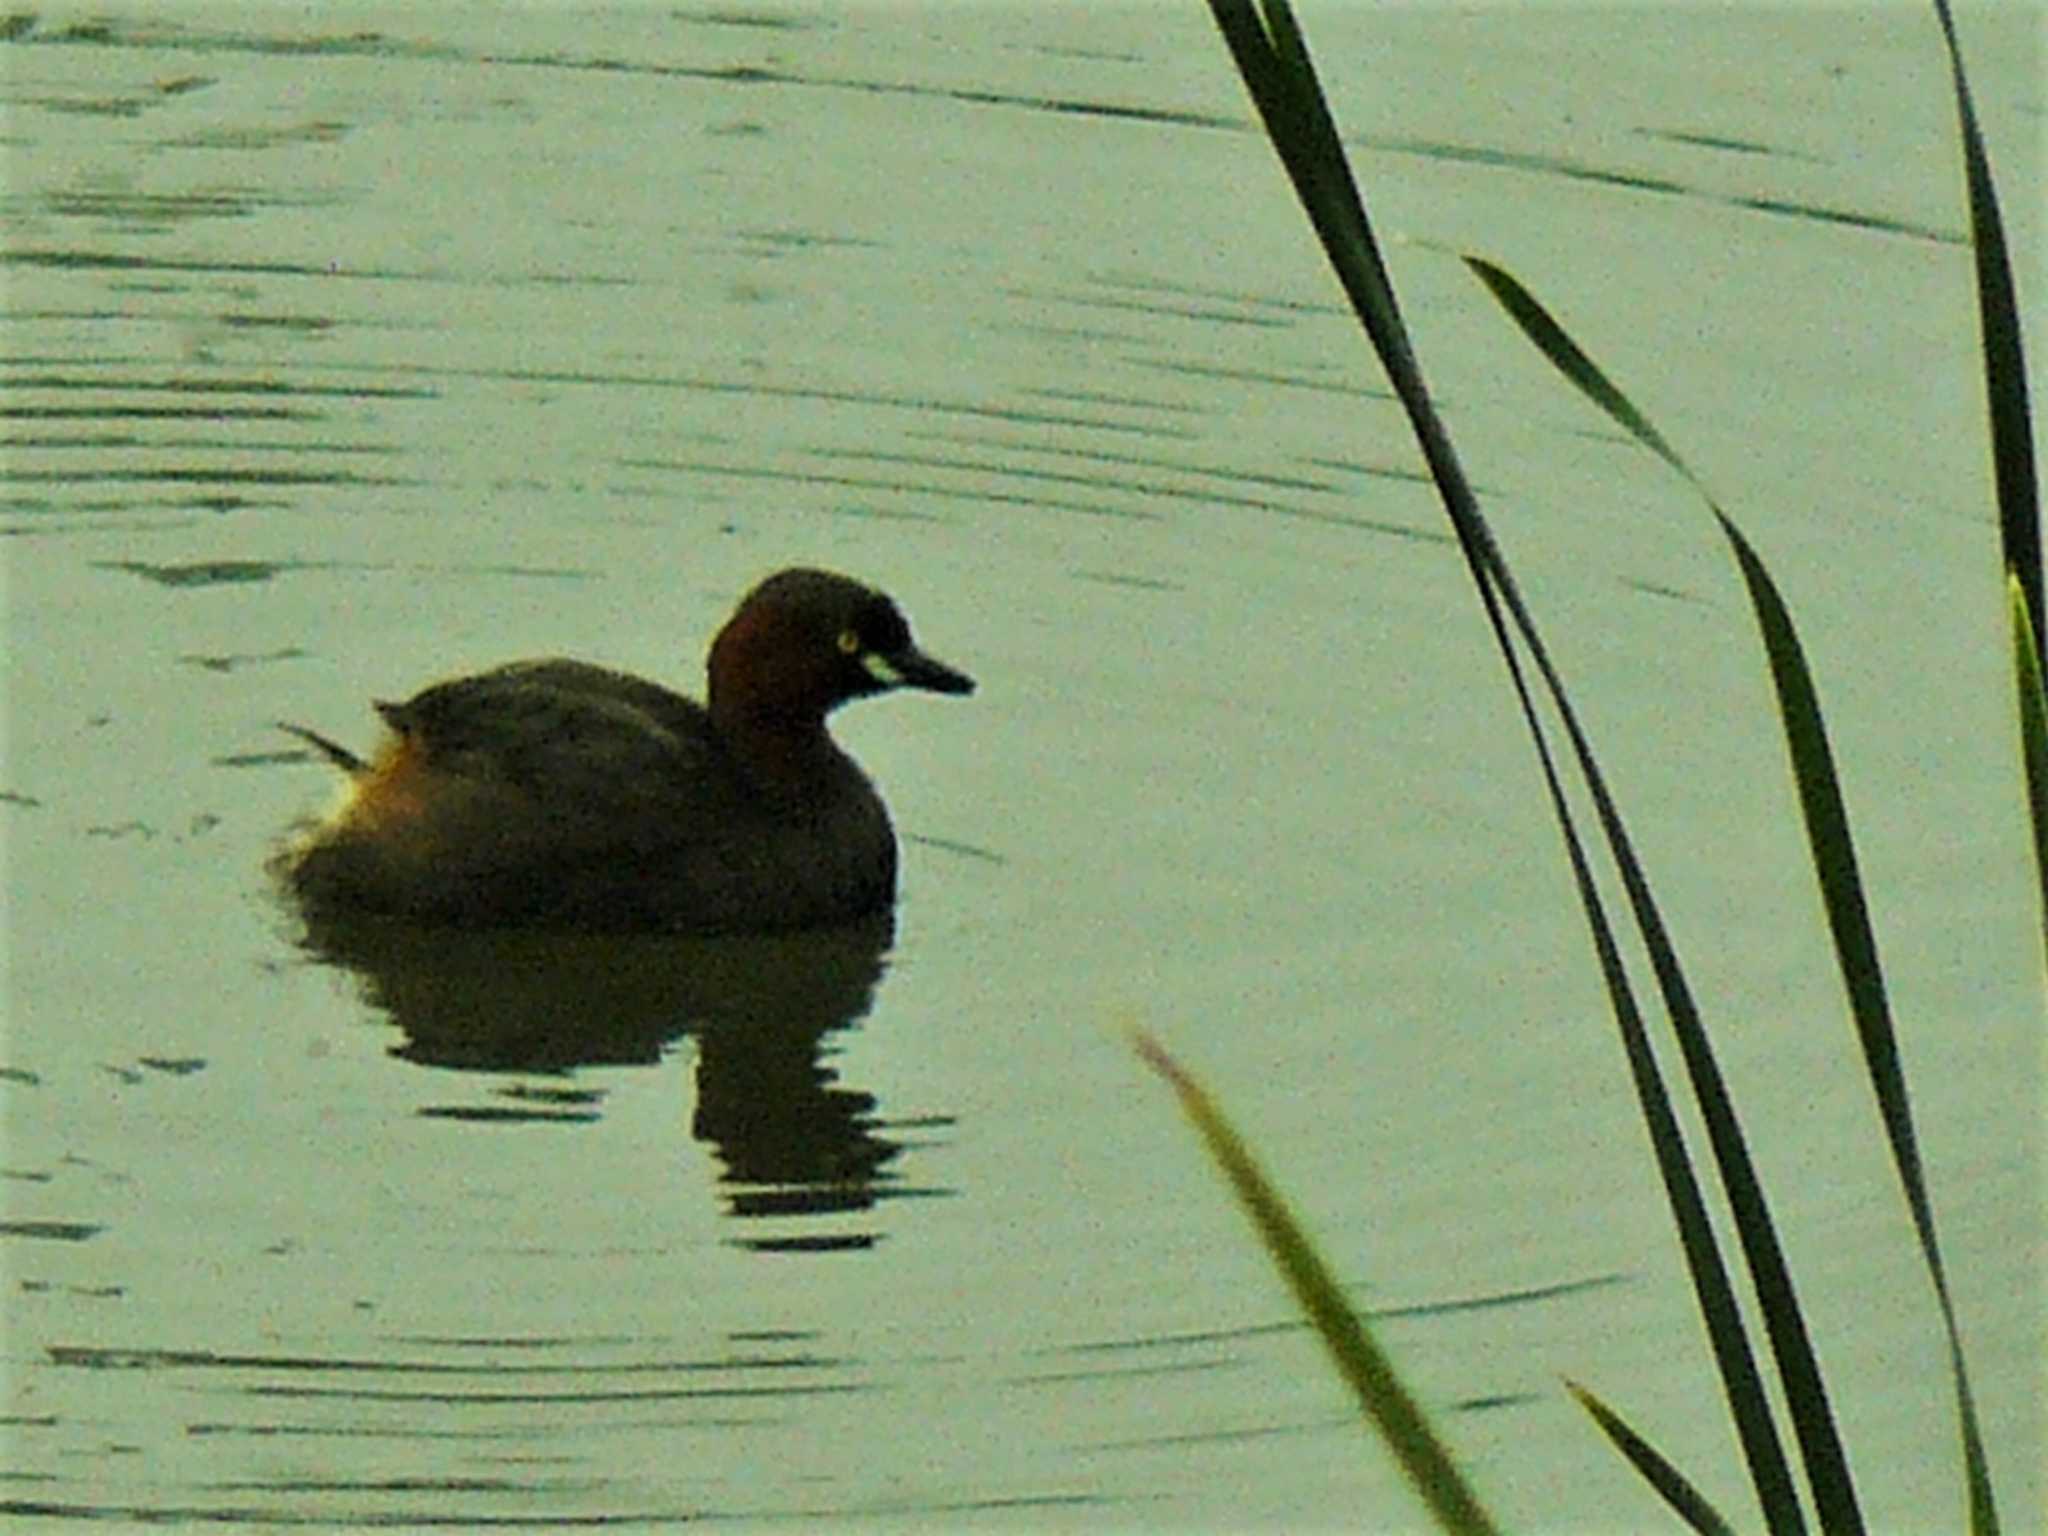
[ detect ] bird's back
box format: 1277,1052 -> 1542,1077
282,658 -> 895,931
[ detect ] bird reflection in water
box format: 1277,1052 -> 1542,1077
289,905 -> 936,1239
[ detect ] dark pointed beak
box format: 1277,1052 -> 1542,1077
870,644 -> 975,696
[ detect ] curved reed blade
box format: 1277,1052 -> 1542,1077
1931,0 -> 2047,1038
2012,570 -> 2048,966
1204,7 -> 1808,1528
1930,0 -> 2041,667
1466,255 -> 1999,1535
1927,8 -> 2035,1514
1532,747 -> 1809,1536
1133,1032 -> 1501,1536
1206,0 -> 1421,389
1566,1380 -> 1740,1536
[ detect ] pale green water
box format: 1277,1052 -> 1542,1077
2,3 -> 2041,1530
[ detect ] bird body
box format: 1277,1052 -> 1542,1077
276,569 -> 972,931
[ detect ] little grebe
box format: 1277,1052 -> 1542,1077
277,567 -> 973,931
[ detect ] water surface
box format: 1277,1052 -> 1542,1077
3,3 -> 2041,1530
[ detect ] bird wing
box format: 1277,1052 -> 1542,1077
380,660 -> 737,850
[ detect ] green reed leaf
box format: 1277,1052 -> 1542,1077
1931,0 -> 2040,674
1928,11 -> 2034,1516
1467,251 -> 2003,1536
1206,6 -> 1808,1527
1567,1380 -> 1739,1536
2012,569 -> 2048,973
1133,1031 -> 1500,1536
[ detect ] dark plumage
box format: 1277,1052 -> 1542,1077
275,568 -> 973,931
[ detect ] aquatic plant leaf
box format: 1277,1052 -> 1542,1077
2012,569 -> 2048,972
1931,0 -> 2041,676
1205,0 -> 1418,385
1466,252 -> 2002,1536
1566,1380 -> 1739,1536
1204,5 -> 1808,1529
1133,1031 -> 1500,1536
1930,10 -> 2034,1518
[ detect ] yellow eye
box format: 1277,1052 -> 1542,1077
836,628 -> 862,656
